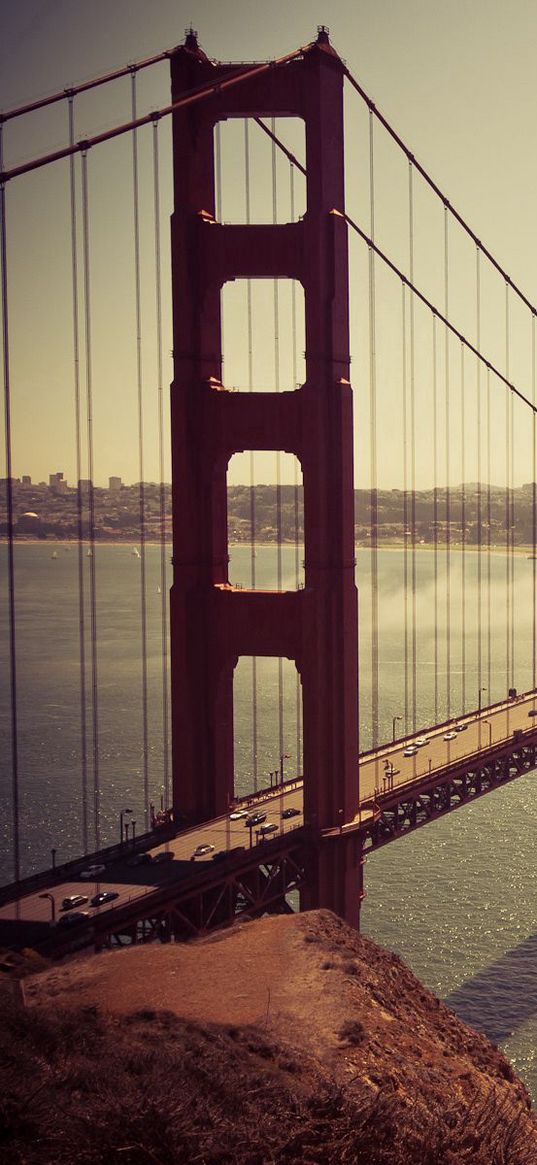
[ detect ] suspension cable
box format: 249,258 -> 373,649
80,150 -> 100,849
152,117 -> 170,810
0,47 -> 308,185
460,341 -> 466,712
486,365 -> 492,698
444,205 -> 452,721
131,75 -> 150,829
290,161 -> 302,777
343,66 -> 537,323
475,247 -> 483,713
402,283 -> 409,732
409,161 -> 417,732
0,130 -> 20,884
342,212 -> 537,416
433,313 -> 439,722
271,116 -> 285,773
244,117 -> 258,793
1,50 -> 170,123
68,96 -> 89,852
368,110 -> 380,751
533,315 -> 537,691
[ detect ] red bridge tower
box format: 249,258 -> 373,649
169,29 -> 362,926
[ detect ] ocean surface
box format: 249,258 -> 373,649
2,541 -> 537,1097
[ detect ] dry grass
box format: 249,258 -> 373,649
1,995 -> 536,1165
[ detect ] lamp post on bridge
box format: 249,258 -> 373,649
120,807 -> 132,846
280,754 -> 291,785
482,720 -> 492,747
478,686 -> 487,714
392,715 -> 402,744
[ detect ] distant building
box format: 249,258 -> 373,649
109,476 -> 122,493
49,472 -> 67,493
77,479 -> 93,493
21,475 -> 31,486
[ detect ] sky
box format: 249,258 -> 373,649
2,0 -> 537,489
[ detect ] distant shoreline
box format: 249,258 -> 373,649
3,538 -> 537,556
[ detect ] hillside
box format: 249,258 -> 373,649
2,909 -> 536,1164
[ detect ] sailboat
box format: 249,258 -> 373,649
131,547 -> 141,558
51,550 -> 58,559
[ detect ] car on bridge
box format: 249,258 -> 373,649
455,723 -> 468,732
444,731 -> 457,741
61,894 -> 88,912
260,822 -> 278,836
191,844 -> 214,859
229,808 -> 249,820
282,807 -> 300,819
90,891 -> 119,908
403,746 -> 418,757
245,812 -> 267,827
57,911 -> 91,928
415,736 -> 430,747
153,850 -> 174,863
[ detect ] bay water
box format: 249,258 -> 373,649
1,541 -> 537,1096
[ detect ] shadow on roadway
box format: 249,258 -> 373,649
444,932 -> 537,1043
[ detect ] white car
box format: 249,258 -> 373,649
415,736 -> 430,747
79,864 -> 106,880
403,746 -> 418,757
444,731 -> 457,742
229,809 -> 249,820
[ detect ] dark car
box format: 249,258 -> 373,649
57,911 -> 90,927
260,822 -> 278,836
528,709 -> 537,717
90,891 -> 119,908
61,894 -> 88,911
153,851 -> 174,864
282,807 -> 300,820
127,852 -> 153,867
245,812 -> 266,828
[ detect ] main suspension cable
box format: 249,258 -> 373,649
1,49 -> 170,123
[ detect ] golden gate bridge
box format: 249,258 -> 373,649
2,27 -> 537,951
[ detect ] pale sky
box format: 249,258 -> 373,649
2,0 -> 537,489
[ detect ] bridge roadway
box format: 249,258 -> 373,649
1,690 -> 536,941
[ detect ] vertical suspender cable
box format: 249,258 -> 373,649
402,284 -> 409,731
244,119 -> 258,792
409,162 -> 417,732
68,97 -> 89,850
476,246 -> 483,712
290,161 -> 302,776
432,312 -> 439,722
444,205 -> 451,720
152,116 -> 170,809
81,150 -> 100,849
507,284 -> 515,691
532,315 -> 536,691
368,111 -> 379,749
486,365 -> 492,696
0,129 -> 21,884
505,283 -> 511,714
271,117 -> 284,769
460,341 -> 466,712
131,73 -> 150,828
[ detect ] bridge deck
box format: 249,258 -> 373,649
1,691 -> 536,949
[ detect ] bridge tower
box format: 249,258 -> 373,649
169,29 -> 362,926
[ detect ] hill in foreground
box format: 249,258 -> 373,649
2,909 -> 536,1164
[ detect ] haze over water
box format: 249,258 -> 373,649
1,541 -> 537,1097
